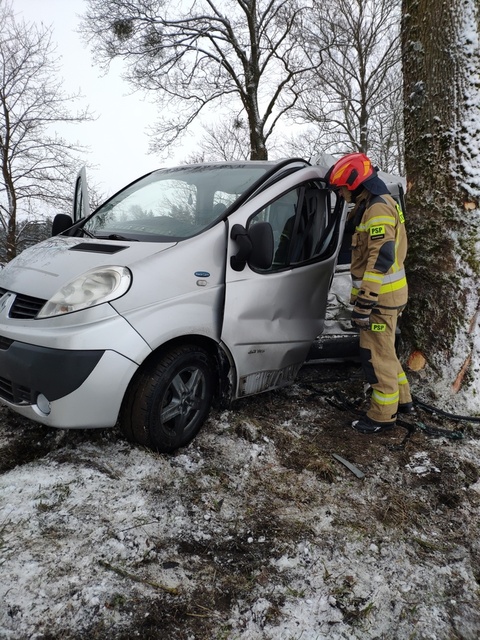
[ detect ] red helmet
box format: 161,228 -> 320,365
327,153 -> 374,191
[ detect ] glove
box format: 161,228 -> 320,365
351,307 -> 371,330
351,297 -> 375,330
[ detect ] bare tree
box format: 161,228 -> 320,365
80,0 -> 320,161
0,1 -> 92,262
297,0 -> 403,172
401,0 -> 480,408
276,125 -> 332,162
183,114 -> 252,162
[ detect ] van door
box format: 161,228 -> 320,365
73,166 -> 90,222
221,173 -> 346,397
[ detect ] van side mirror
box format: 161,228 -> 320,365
52,214 -> 73,236
248,222 -> 274,270
230,222 -> 274,271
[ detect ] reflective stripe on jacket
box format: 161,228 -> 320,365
350,191 -> 408,309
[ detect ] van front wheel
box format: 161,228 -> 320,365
121,345 -> 215,453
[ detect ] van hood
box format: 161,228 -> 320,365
0,236 -> 176,299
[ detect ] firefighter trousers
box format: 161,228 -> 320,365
359,306 -> 412,424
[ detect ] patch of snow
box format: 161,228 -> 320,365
1,376 -> 479,639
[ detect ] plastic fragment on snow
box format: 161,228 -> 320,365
332,453 -> 365,479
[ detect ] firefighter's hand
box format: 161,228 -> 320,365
351,306 -> 371,330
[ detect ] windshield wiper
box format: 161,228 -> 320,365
96,233 -> 139,242
81,227 -> 96,238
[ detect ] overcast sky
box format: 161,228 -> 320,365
13,0 -> 175,199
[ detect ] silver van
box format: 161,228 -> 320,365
0,158 -> 401,452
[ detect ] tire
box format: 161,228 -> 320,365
120,345 -> 215,453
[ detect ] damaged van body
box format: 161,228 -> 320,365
0,158 -> 403,452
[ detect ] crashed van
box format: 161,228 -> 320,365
0,157 -> 403,452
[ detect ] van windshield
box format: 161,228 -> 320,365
83,164 -> 271,241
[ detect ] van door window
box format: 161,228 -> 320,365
249,182 -> 331,271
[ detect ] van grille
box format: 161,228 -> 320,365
10,293 -> 46,319
0,288 -> 47,319
0,376 -> 35,404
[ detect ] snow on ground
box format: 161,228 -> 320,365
0,365 -> 479,639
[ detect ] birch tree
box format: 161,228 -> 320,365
401,0 -> 480,410
0,1 -> 91,262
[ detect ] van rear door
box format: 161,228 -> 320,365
221,168 -> 346,397
73,166 -> 89,222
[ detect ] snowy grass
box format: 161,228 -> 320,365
1,366 -> 479,639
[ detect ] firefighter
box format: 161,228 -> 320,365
327,153 -> 413,434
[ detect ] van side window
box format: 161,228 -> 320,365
249,182 -> 331,271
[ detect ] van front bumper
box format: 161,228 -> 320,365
0,339 -> 104,404
0,301 -> 152,428
0,341 -> 140,429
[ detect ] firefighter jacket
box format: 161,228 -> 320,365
350,190 -> 408,311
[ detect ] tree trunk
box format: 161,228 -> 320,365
6,215 -> 16,262
249,127 -> 268,160
244,90 -> 268,160
1,156 -> 17,262
401,0 -> 480,409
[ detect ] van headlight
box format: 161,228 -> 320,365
37,266 -> 132,318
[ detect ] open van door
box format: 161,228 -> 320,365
52,166 -> 90,236
221,166 -> 347,397
73,166 -> 89,222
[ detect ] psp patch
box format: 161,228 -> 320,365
371,323 -> 386,332
370,225 -> 385,239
